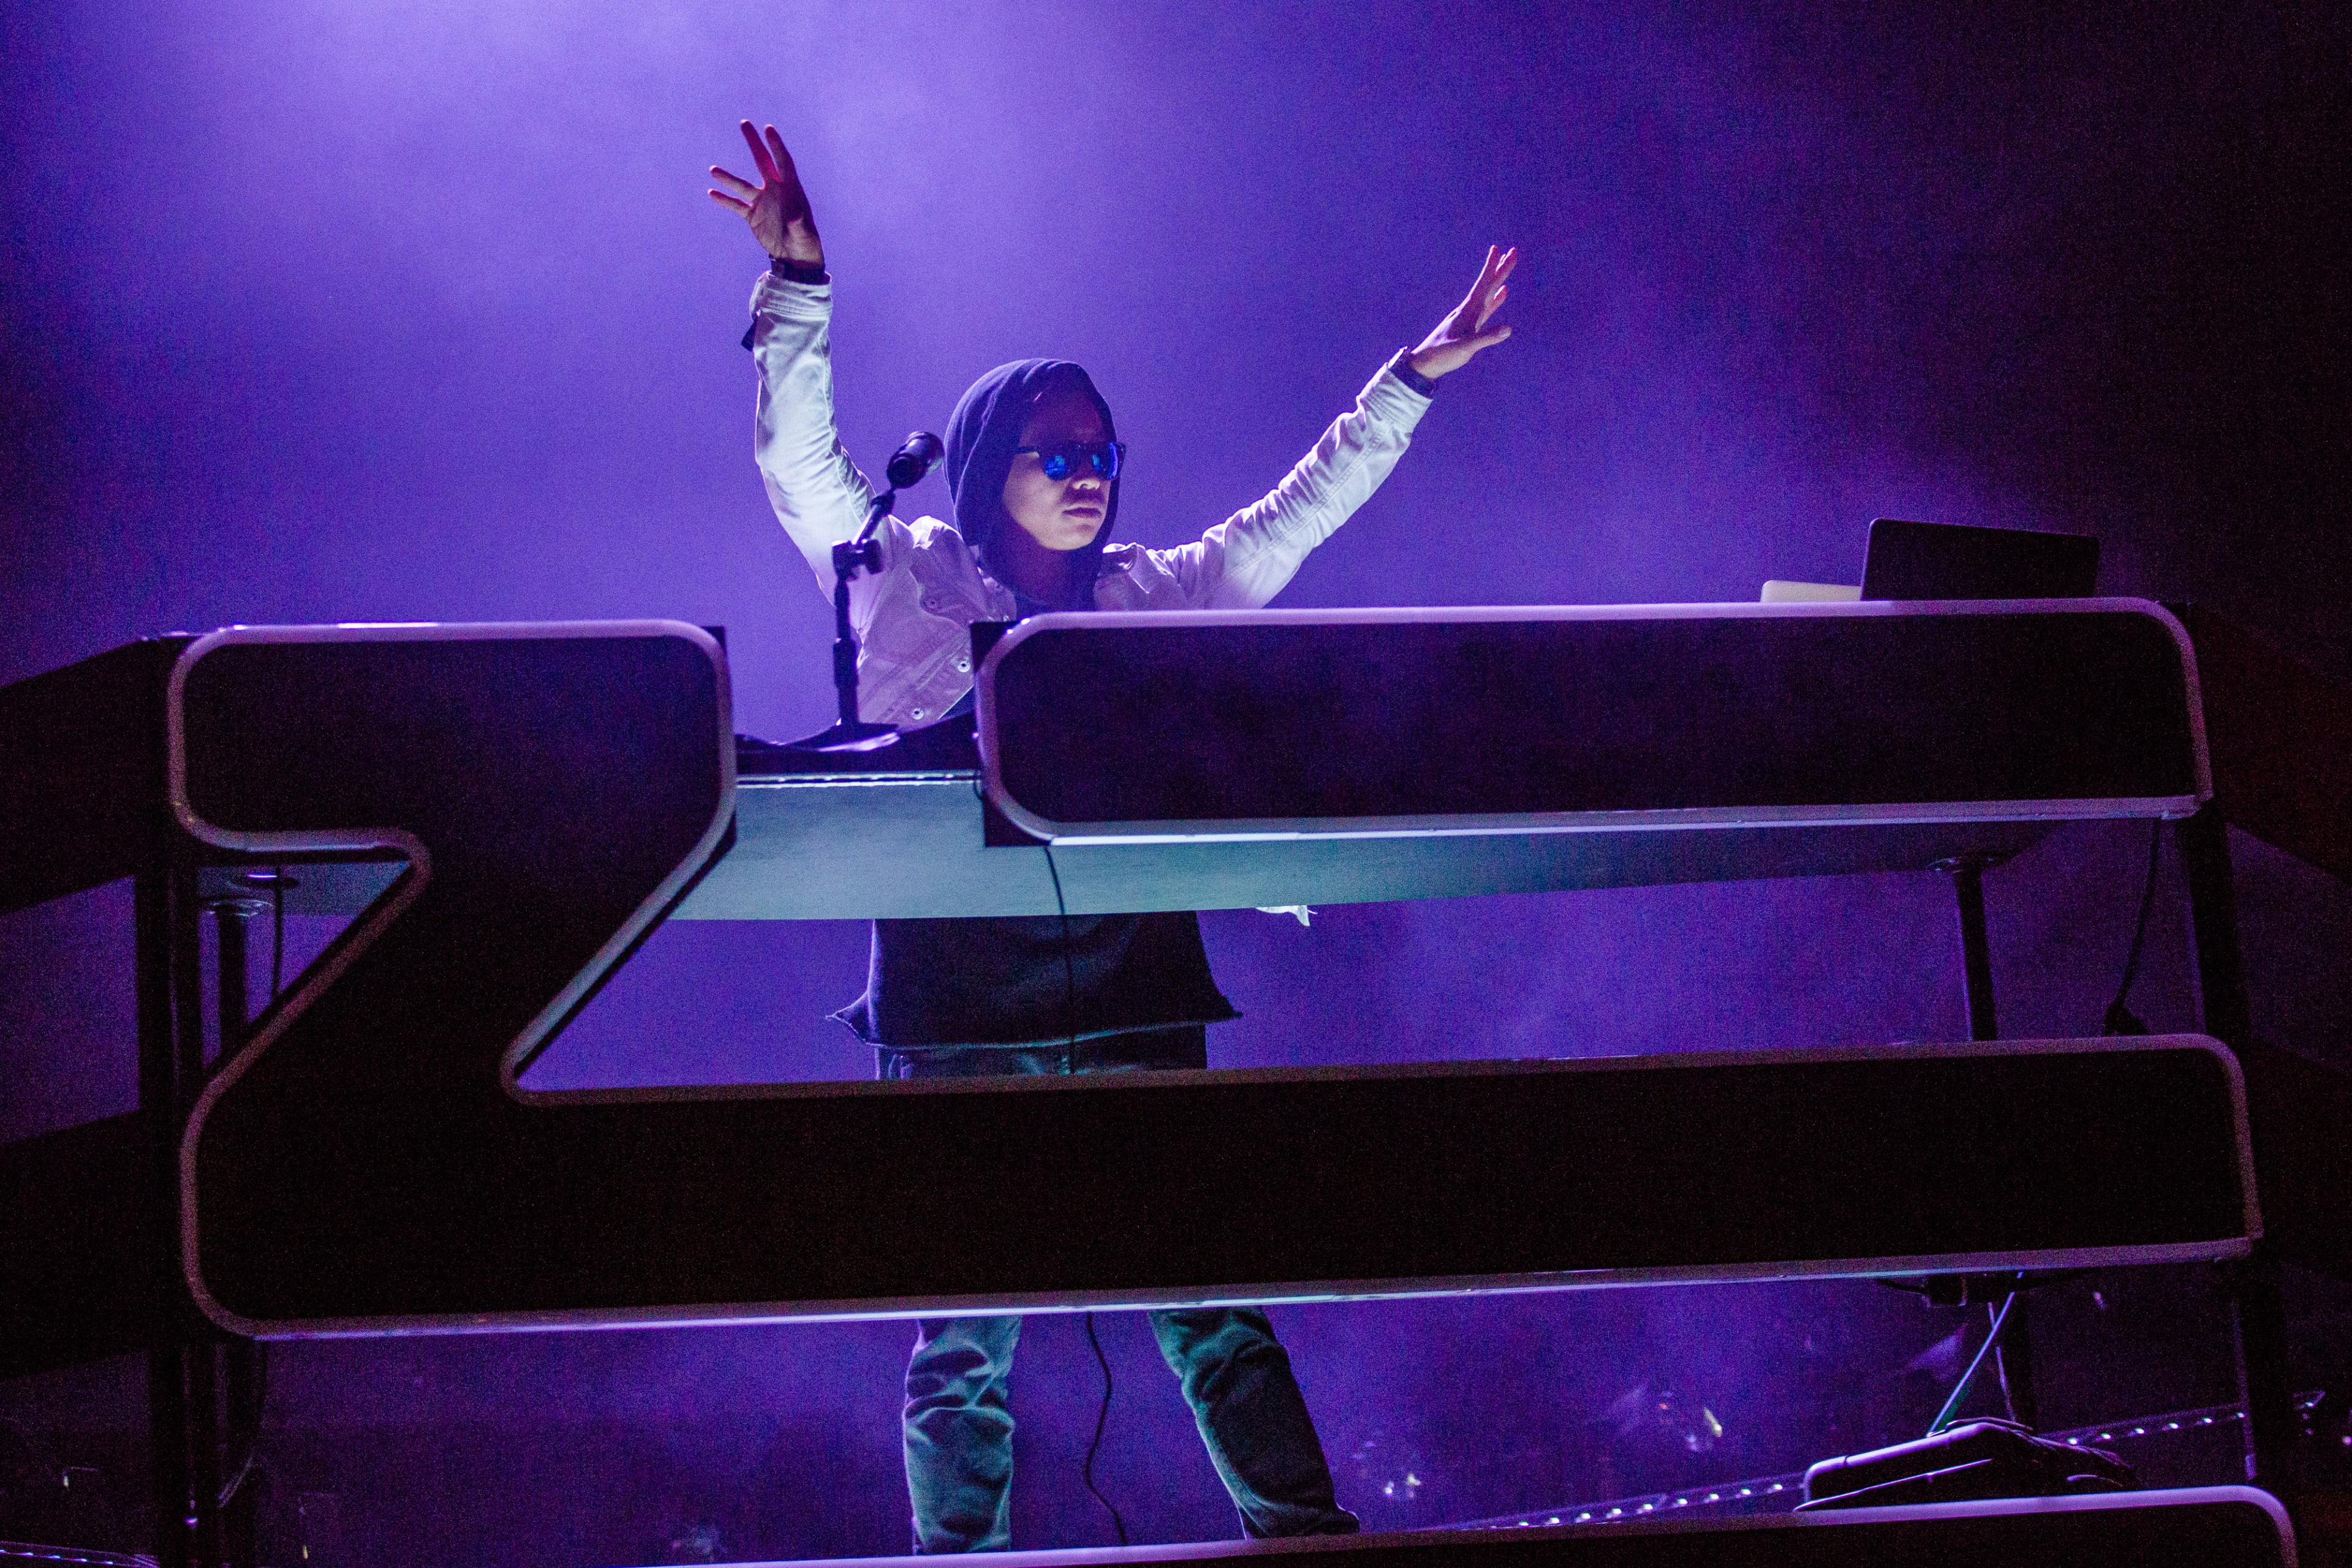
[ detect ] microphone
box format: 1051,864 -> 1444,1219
885,431 -> 945,489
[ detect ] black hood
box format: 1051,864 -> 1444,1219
943,358 -> 1119,612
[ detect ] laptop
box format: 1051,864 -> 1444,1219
1858,518 -> 2100,600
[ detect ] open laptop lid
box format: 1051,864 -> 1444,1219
1861,518 -> 2100,600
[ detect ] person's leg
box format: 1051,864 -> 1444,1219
1149,1308 -> 1359,1538
886,1046 -> 1061,1551
903,1316 -> 1023,1552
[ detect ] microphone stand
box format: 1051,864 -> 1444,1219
788,486 -> 903,752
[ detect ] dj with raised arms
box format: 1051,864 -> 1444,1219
710,118 -> 1516,1554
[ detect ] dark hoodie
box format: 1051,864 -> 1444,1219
834,360 -> 1238,1060
942,358 -> 1120,612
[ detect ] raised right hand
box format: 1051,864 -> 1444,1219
708,121 -> 823,267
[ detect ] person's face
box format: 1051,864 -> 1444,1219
1001,380 -> 1111,552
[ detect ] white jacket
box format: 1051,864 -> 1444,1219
750,271 -> 1434,726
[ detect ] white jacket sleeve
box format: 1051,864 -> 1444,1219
749,271 -> 884,597
1149,354 -> 1434,609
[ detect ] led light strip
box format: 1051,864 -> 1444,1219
1453,1400 -> 2263,1531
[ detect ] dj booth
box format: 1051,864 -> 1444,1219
2,597 -> 2344,1566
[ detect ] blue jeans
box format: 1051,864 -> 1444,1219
902,1308 -> 1359,1552
882,1034 -> 1358,1551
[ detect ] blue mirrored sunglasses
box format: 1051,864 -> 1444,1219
1014,440 -> 1125,482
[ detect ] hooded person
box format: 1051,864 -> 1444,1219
717,112 -> 1515,1555
747,277 -> 1459,1557
812,356 -> 1359,1551
834,357 -> 1241,1074
941,358 -> 1119,615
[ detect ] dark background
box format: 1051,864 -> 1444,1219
4,0 -> 2348,1560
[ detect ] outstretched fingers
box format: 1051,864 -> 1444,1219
740,119 -> 780,183
763,124 -> 798,183
708,188 -> 752,214
710,165 -> 759,199
1406,246 -> 1521,377
1477,247 -> 1516,299
1465,247 -> 1516,331
1473,283 -> 1509,331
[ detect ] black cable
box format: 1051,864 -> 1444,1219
981,792 -> 1114,1532
200,1305 -> 271,1513
1081,1311 -> 1129,1546
2101,820 -> 2162,1035
1041,842 -> 1080,1073
1042,839 -> 1118,1538
270,867 -> 285,1004
967,773 -> 1082,1067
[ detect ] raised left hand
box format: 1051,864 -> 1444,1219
1409,245 -> 1517,380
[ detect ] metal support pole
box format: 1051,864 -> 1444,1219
2177,805 -> 2253,1049
137,869 -> 191,1568
1935,855 -> 1999,1042
2226,1250 -> 2296,1490
211,899 -> 262,1072
173,872 -> 221,1568
2176,805 -> 2297,1491
210,896 -> 268,1568
1928,856 -> 2036,1430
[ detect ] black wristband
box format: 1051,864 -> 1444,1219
1392,350 -> 1439,398
745,257 -> 833,349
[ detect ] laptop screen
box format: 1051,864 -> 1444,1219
1860,518 -> 2100,600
